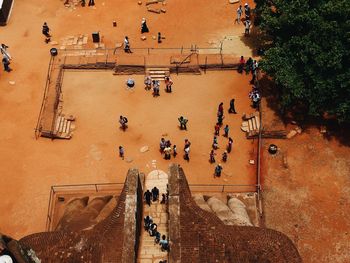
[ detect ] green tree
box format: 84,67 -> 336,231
255,0 -> 350,122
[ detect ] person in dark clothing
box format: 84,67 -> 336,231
158,32 -> 162,43
218,102 -> 224,116
222,151 -> 228,162
148,223 -> 158,236
144,215 -> 153,230
2,57 -> 11,72
118,146 -> 124,160
245,57 -> 253,74
88,0 -> 95,6
209,149 -> 216,163
214,164 -> 223,177
160,193 -> 167,204
124,36 -> 132,53
228,98 -> 237,114
42,22 -> 51,43
227,137 -> 233,153
238,56 -> 245,73
223,125 -> 229,137
141,18 -> 149,34
217,114 -> 224,125
42,22 -> 50,37
178,116 -> 188,130
144,190 -> 152,206
152,187 -> 159,202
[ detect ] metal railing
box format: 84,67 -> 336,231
34,55 -> 55,139
45,182 -> 124,231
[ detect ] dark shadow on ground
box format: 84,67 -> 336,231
259,75 -> 350,147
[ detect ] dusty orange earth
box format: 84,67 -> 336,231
260,97 -> 350,263
1,1 -> 349,263
0,0 -> 256,238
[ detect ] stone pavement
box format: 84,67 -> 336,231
138,170 -> 169,263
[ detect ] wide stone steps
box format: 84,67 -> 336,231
53,115 -> 75,139
146,68 -> 170,81
138,170 -> 169,263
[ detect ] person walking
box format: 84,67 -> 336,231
2,57 -> 11,72
212,136 -> 219,150
158,32 -> 162,43
119,146 -> 124,160
209,149 -> 216,163
238,56 -> 245,73
124,36 -> 132,53
173,145 -> 177,158
244,3 -> 251,20
119,115 -> 128,131
222,151 -> 228,162
223,125 -> 229,137
228,98 -> 237,114
144,190 -> 152,206
227,137 -> 233,153
152,80 -> 160,96
218,102 -> 224,117
165,76 -> 173,93
235,5 -> 243,24
42,22 -> 51,43
184,139 -> 191,161
151,187 -> 159,201
178,116 -> 188,130
88,0 -> 95,6
141,18 -> 149,34
244,20 -> 251,36
214,164 -> 223,178
217,114 -> 224,126
159,138 -> 166,153
144,75 -> 152,90
214,123 -> 220,136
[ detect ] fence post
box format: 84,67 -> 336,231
181,46 -> 183,54
222,185 -> 225,192
95,184 -> 98,192
204,56 -> 207,74
148,48 -> 150,55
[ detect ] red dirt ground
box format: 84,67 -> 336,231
0,0 -> 256,239
261,98 -> 350,263
1,1 -> 349,262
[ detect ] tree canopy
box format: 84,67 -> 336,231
254,0 -> 350,122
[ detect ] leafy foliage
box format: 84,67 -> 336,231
255,0 -> 350,122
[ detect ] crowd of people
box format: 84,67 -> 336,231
235,3 -> 252,36
143,186 -> 170,254
209,101 -> 238,178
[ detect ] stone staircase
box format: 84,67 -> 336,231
138,170 -> 169,263
53,114 -> 75,139
241,112 -> 260,137
146,68 -> 170,81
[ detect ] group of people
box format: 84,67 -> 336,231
1,44 -> 12,73
144,75 -> 173,97
123,18 -> 164,53
144,187 -> 168,207
63,0 -> 95,6
160,138 -> 177,160
143,186 -> 169,253
238,56 -> 259,85
235,3 -> 252,36
144,215 -> 169,252
210,102 -> 236,178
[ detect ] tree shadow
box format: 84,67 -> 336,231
259,75 -> 350,147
